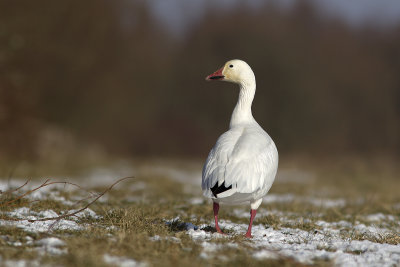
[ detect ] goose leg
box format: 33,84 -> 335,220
213,202 -> 224,234
245,209 -> 257,238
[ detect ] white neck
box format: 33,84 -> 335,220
229,78 -> 256,127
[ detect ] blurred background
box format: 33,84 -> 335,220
0,0 -> 399,174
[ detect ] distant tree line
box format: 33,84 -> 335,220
0,0 -> 399,161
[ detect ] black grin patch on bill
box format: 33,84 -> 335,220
209,76 -> 224,80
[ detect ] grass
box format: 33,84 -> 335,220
0,157 -> 399,266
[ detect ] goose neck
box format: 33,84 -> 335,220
230,82 -> 256,127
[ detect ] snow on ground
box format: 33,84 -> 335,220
1,208 -> 81,233
149,235 -> 181,243
35,237 -> 67,256
264,193 -> 346,208
182,219 -> 400,266
365,213 -> 397,223
1,258 -> 40,267
1,165 -> 399,266
103,254 -> 147,267
188,197 -> 204,205
0,206 -> 99,233
1,179 -> 88,206
0,237 -> 67,265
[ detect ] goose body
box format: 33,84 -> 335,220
202,59 -> 278,237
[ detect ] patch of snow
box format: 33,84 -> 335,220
103,254 -> 147,267
47,192 -> 75,206
263,193 -> 346,208
187,228 -> 213,241
65,208 -> 99,219
253,250 -> 279,260
129,182 -> 146,192
97,194 -> 109,203
0,217 -> 81,233
35,237 -> 67,256
149,235 -> 162,241
166,236 -> 181,243
182,219 -> 400,266
0,178 -> 103,209
36,237 -> 65,247
365,213 -> 396,222
189,197 -> 204,205
9,241 -> 23,246
315,220 -> 352,229
0,179 -> 81,199
149,235 -> 181,243
233,208 -> 298,220
263,194 -> 295,204
3,259 -> 40,267
199,241 -> 223,259
25,236 -> 34,245
308,198 -> 346,208
1,207 -> 98,233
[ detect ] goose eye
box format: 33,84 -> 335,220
229,64 -> 233,68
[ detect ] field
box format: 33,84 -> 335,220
0,158 -> 399,266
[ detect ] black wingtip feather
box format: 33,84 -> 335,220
210,181 -> 232,198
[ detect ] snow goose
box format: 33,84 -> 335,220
202,59 -> 278,238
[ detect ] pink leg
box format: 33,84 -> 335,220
213,202 -> 224,234
245,209 -> 257,238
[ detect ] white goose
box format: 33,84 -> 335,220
202,59 -> 278,238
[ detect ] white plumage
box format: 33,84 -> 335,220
202,59 -> 278,237
202,125 -> 278,204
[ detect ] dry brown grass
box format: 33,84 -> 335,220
0,157 -> 399,266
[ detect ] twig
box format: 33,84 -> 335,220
48,219 -> 61,232
28,176 -> 134,222
43,181 -> 99,199
73,194 -> 100,206
0,215 -> 21,221
1,178 -> 31,195
0,179 -> 51,207
5,199 -> 41,208
0,180 -> 99,207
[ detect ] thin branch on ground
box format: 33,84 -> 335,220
0,178 -> 31,195
28,176 -> 134,222
0,180 -> 100,207
73,194 -> 99,206
0,179 -> 51,207
5,199 -> 41,208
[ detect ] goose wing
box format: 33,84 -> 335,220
202,126 -> 278,199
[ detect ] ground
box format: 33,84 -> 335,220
0,158 -> 399,266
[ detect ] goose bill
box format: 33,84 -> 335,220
206,67 -> 224,80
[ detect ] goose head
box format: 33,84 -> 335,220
205,59 -> 255,86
